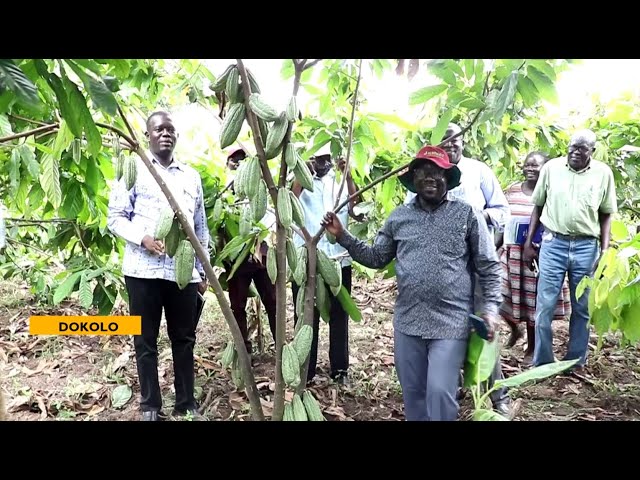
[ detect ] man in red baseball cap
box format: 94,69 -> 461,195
321,146 -> 502,421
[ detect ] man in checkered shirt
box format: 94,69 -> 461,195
108,111 -> 209,421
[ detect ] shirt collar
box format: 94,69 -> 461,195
565,160 -> 591,174
149,150 -> 183,171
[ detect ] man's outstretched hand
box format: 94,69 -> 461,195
321,212 -> 345,239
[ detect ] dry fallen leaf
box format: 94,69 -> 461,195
36,395 -> 48,419
7,395 -> 31,412
229,391 -> 246,410
87,405 -> 106,417
382,356 -> 395,366
260,398 -> 274,416
323,405 -> 346,419
112,351 -> 131,371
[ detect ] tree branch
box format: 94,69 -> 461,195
8,114 -> 49,127
95,122 -> 137,150
333,59 -> 362,208
0,124 -> 58,143
302,59 -> 322,71
6,218 -> 76,224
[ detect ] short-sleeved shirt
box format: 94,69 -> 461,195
531,157 -> 617,238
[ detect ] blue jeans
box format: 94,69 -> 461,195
533,233 -> 599,367
394,331 -> 467,421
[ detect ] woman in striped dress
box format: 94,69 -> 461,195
496,152 -> 571,363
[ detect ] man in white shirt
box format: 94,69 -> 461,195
107,111 -> 209,421
292,143 -> 363,385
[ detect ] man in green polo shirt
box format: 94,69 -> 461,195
523,129 -> 617,370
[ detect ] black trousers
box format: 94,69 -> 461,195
227,256 -> 277,353
292,266 -> 351,381
125,276 -> 199,413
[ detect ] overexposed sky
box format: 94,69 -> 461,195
172,59 -> 640,163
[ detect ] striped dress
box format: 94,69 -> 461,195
499,182 -> 571,326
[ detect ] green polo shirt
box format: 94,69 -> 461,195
531,157 -> 617,238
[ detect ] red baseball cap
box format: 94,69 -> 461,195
398,145 -> 461,193
226,147 -> 246,160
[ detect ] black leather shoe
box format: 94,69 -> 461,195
331,372 -> 350,387
141,411 -> 163,421
171,408 -> 208,421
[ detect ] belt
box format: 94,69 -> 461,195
549,230 -> 597,241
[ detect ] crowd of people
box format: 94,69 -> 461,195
107,111 -> 617,421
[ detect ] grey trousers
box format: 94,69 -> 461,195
394,330 -> 467,421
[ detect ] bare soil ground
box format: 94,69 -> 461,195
2,276 -> 639,421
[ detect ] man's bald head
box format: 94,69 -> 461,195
570,129 -> 597,149
441,122 -> 464,165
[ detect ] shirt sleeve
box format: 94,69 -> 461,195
467,207 -> 502,316
107,178 -> 147,246
337,215 -> 397,269
479,164 -> 510,230
531,163 -> 549,207
599,166 -> 618,214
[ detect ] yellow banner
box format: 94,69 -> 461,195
29,316 -> 142,335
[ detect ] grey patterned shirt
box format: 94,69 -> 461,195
338,197 -> 502,339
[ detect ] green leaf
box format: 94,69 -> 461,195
64,59 -> 117,116
428,62 -> 456,85
465,332 -> 485,367
84,158 -> 101,195
0,114 -> 13,136
52,120 -> 74,161
71,59 -> 103,75
591,306 -> 612,336
79,273 -> 94,309
336,285 -> 362,322
217,234 -> 254,264
493,359 -> 579,390
463,59 -> 475,79
527,66 -> 558,104
473,409 -> 508,421
611,220 -> 629,242
0,59 -> 40,108
46,73 -> 83,138
111,384 -> 132,409
9,148 -> 21,190
61,181 -> 84,218
431,109 -> 454,144
281,60 -> 295,80
476,337 -> 500,383
458,97 -> 486,110
40,153 -> 62,209
19,144 -> 39,178
53,271 -> 83,304
86,76 -> 118,116
620,301 -> 640,342
408,84 -> 447,105
445,60 -> 465,78
228,242 -> 252,280
517,75 -> 540,107
575,276 -> 591,300
65,79 -> 101,156
368,113 -> 414,130
492,71 -> 518,121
